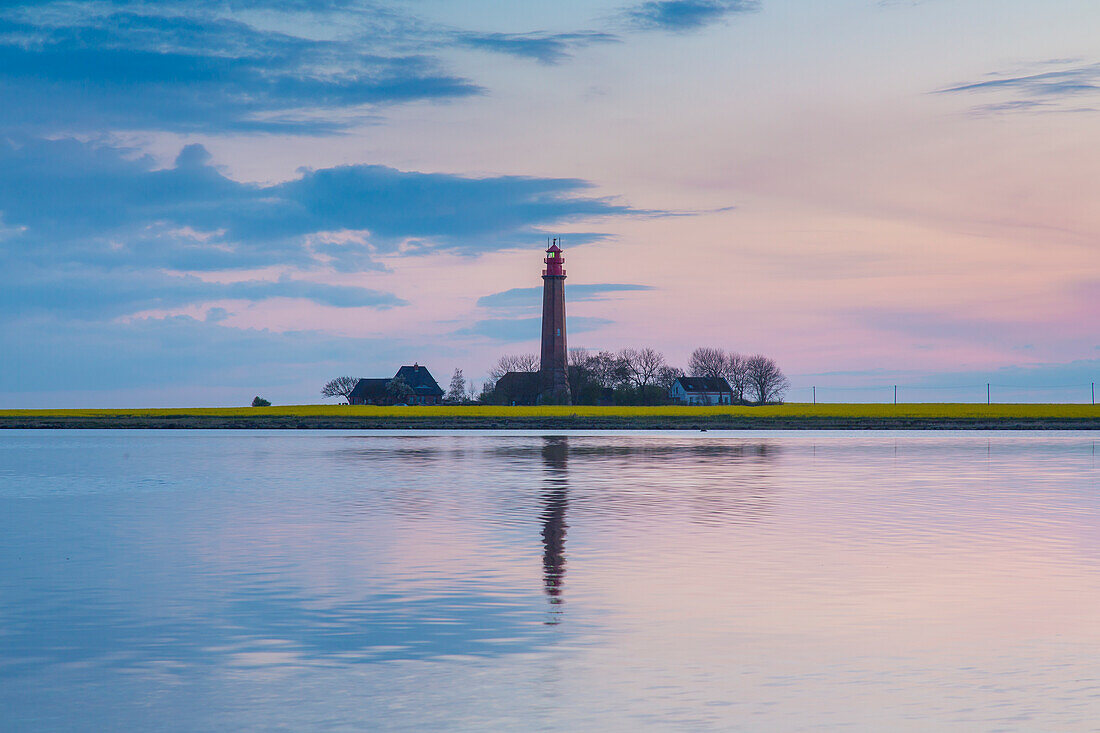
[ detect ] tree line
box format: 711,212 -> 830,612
320,346 -> 789,406
483,346 -> 789,405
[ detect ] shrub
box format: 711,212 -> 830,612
251,396 -> 271,407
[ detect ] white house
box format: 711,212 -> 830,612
670,376 -> 735,405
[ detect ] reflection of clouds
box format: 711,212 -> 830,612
0,585 -> 556,676
0,433 -> 791,683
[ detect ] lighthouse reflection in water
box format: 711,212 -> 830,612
540,438 -> 569,619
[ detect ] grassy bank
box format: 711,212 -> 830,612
1,404 -> 1097,429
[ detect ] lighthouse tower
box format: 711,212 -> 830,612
539,239 -> 572,405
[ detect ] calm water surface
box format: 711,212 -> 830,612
1,430 -> 1098,731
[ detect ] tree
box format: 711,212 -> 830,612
386,375 -> 413,403
590,350 -> 630,389
321,376 -> 359,404
568,348 -> 594,399
724,352 -> 748,403
569,348 -> 594,384
688,346 -> 747,402
620,347 -> 666,403
477,381 -> 496,403
569,348 -> 592,368
656,365 -> 684,391
446,369 -> 466,403
251,396 -> 271,407
688,347 -> 727,379
466,381 -> 479,402
745,354 -> 790,404
488,353 -> 540,382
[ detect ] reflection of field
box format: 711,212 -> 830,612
2,403 -> 1097,420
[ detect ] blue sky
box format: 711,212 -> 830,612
1,0 -> 1098,405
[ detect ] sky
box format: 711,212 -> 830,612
1,0 -> 1098,406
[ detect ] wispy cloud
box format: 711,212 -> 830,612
938,61 -> 1100,115
457,31 -> 618,64
625,0 -> 760,32
454,316 -> 613,341
0,3 -> 479,134
6,271 -> 406,319
477,283 -> 654,310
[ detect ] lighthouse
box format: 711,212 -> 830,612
539,239 -> 572,405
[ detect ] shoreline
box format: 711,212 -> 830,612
2,415 -> 1097,430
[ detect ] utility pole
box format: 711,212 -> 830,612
812,386 -> 816,405
894,385 -> 897,405
1092,382 -> 1095,405
987,383 -> 990,405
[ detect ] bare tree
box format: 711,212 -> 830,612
688,347 -> 727,379
689,346 -> 749,401
724,352 -> 748,403
488,353 -> 540,381
620,347 -> 666,390
321,376 -> 359,404
446,369 -> 466,403
567,348 -> 593,397
591,350 -> 630,388
656,365 -> 684,390
466,380 -> 479,402
745,355 -> 790,404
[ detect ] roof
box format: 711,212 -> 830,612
675,376 -> 733,393
496,371 -> 538,390
495,371 -> 539,404
348,378 -> 390,401
394,364 -> 444,396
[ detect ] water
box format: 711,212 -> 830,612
1,430 -> 1098,731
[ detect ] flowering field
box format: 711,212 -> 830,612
1,403 -> 1096,420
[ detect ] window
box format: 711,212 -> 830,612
547,252 -> 555,258
556,328 -> 561,336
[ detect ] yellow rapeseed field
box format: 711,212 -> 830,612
0,403 -> 1095,419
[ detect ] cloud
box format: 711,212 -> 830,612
454,316 -> 613,341
0,5 -> 480,134
937,61 -> 1100,115
0,137 -> 644,316
625,0 -> 760,31
0,138 -> 637,267
456,31 -> 618,64
477,283 -> 654,310
5,270 -> 405,319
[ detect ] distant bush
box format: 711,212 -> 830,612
251,396 -> 271,407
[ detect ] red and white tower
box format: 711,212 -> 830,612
539,239 -> 571,405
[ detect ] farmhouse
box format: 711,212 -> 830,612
347,378 -> 391,405
670,376 -> 734,405
494,371 -> 540,405
348,364 -> 445,406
